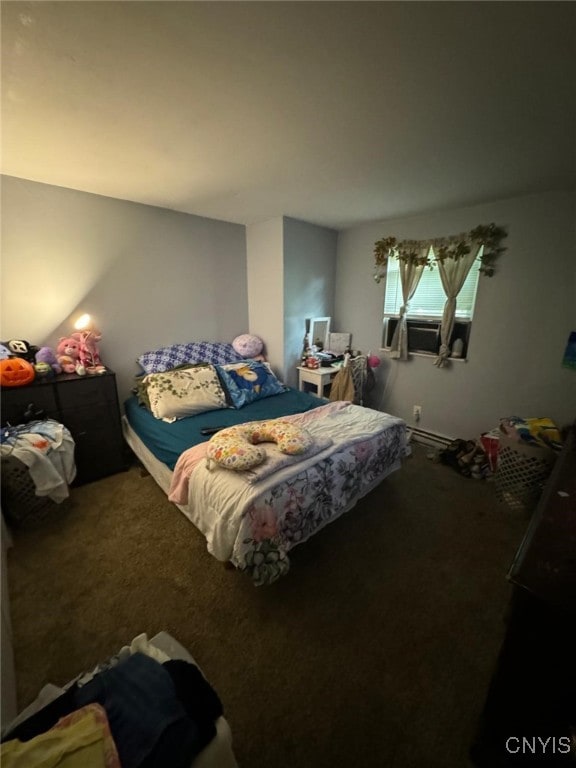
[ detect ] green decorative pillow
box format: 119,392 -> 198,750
145,365 -> 228,422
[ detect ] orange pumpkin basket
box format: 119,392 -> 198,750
0,357 -> 36,387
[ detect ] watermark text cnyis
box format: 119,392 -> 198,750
505,736 -> 572,756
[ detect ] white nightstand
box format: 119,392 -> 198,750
297,365 -> 340,397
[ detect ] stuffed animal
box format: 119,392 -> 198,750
1,339 -> 39,362
56,337 -> 86,376
33,361 -> 54,379
232,334 -> 265,361
73,329 -> 105,374
35,346 -> 62,375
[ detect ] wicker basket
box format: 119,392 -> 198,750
494,436 -> 557,512
1,454 -> 63,527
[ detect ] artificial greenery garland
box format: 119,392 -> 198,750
373,223 -> 507,281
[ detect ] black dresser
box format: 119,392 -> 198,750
1,371 -> 127,485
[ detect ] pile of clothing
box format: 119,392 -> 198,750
436,416 -> 563,480
437,439 -> 490,479
498,416 -> 563,452
1,634 -> 223,768
0,419 -> 76,503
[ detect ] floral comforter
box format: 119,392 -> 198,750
172,402 -> 407,585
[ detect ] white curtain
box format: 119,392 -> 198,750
433,242 -> 483,368
388,246 -> 429,360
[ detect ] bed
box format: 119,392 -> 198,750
122,341 -> 408,586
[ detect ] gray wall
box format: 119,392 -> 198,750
335,190 -> 576,439
1,176 -> 248,403
246,215 -> 337,388
283,217 -> 337,388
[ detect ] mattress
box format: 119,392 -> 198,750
124,387 -> 325,469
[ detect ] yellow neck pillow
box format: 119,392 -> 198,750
206,420 -> 312,471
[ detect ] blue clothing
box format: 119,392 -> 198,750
74,652 -> 197,768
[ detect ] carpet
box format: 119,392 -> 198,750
5,443 -> 527,767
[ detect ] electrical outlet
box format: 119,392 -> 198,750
413,405 -> 422,422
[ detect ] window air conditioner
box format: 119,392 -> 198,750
384,318 -> 471,357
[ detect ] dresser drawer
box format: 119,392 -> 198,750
60,401 -> 125,484
59,402 -> 121,438
1,385 -> 59,426
72,426 -> 126,484
56,375 -> 117,409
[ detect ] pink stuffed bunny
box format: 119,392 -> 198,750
73,330 -> 105,374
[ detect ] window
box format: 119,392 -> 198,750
382,253 -> 482,358
374,227 -> 506,365
383,252 -> 482,320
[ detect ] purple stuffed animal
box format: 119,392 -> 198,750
35,346 -> 62,375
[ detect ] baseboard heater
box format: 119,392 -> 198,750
407,427 -> 453,449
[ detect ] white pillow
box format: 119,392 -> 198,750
145,366 -> 228,422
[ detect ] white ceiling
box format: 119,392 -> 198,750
2,1 -> 575,230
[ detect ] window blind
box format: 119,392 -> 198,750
383,259 -> 481,319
